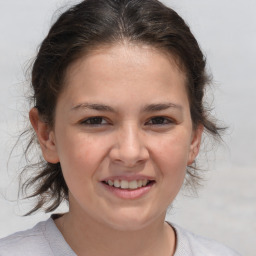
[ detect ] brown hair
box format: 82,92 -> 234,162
20,0 -> 223,215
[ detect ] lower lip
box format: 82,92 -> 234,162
101,182 -> 154,199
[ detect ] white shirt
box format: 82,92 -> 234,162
0,217 -> 241,256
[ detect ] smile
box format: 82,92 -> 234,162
101,178 -> 155,199
102,179 -> 154,190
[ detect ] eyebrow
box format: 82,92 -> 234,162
71,102 -> 182,113
142,103 -> 182,112
71,103 -> 116,112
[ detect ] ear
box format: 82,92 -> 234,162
187,124 -> 204,165
29,107 -> 59,164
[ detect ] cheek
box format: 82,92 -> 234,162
153,132 -> 191,168
151,132 -> 191,186
55,133 -> 108,203
56,131 -> 107,178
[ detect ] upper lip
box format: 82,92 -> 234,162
100,175 -> 155,182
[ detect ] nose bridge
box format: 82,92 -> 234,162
111,121 -> 148,166
127,123 -> 143,149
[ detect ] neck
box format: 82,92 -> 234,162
55,211 -> 176,256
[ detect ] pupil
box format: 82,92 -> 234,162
152,117 -> 164,124
91,117 -> 102,124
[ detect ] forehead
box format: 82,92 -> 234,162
64,42 -> 186,87
59,43 -> 188,109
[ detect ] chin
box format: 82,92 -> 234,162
101,209 -> 162,231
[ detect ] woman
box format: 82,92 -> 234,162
0,0 -> 241,255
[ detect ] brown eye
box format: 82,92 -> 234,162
82,117 -> 107,125
146,117 -> 173,125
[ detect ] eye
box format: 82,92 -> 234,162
146,116 -> 173,125
81,116 -> 108,126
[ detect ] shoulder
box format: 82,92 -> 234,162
0,219 -> 53,256
170,223 -> 241,256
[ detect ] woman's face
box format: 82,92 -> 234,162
45,43 -> 202,230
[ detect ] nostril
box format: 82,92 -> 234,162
109,146 -> 149,168
108,130 -> 149,164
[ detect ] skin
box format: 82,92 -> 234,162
30,43 -> 203,256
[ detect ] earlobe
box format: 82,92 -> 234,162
29,108 -> 59,164
187,125 -> 204,165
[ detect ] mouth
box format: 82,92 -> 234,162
101,179 -> 156,190
100,176 -> 156,199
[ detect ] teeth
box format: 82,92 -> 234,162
121,180 -> 129,189
137,180 -> 143,187
142,179 -> 147,186
114,180 -> 120,188
106,179 -> 151,189
108,180 -> 114,186
128,180 -> 138,189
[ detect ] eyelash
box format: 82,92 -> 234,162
80,116 -> 174,126
80,117 -> 109,126
145,116 -> 174,126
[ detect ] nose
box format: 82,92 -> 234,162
109,123 -> 149,167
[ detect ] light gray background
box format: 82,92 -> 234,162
0,1 -> 255,255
